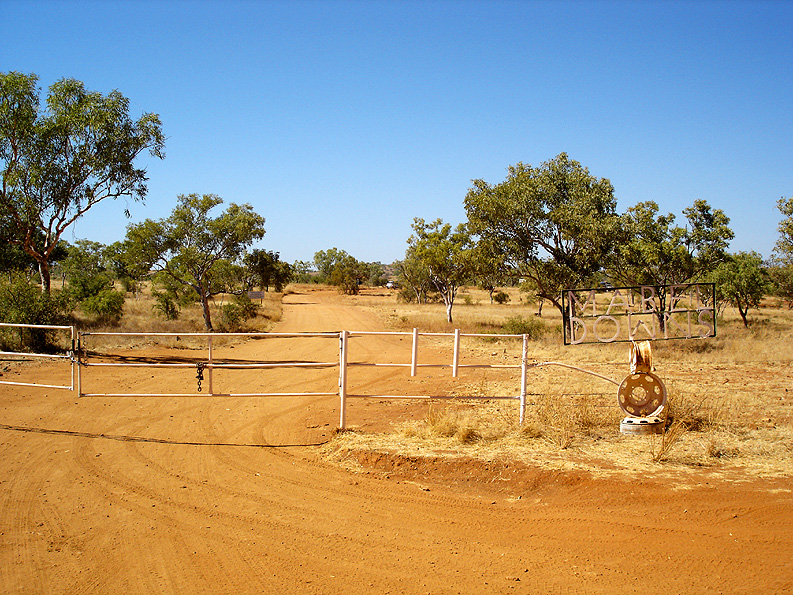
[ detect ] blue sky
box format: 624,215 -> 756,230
2,0 -> 791,265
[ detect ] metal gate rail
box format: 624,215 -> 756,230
2,325 -> 619,429
0,323 -> 76,390
77,331 -> 340,397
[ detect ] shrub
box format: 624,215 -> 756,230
493,291 -> 510,304
152,290 -> 180,320
0,273 -> 73,351
501,315 -> 546,339
81,288 -> 125,325
218,293 -> 259,331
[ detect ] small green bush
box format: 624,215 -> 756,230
218,293 -> 259,331
0,273 -> 73,351
501,315 -> 546,339
152,290 -> 180,320
493,291 -> 510,304
81,288 -> 125,325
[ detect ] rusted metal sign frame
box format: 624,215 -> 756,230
562,283 -> 717,345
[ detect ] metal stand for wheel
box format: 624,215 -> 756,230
619,341 -> 665,435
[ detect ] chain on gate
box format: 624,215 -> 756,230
196,362 -> 205,392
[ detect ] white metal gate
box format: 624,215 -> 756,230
2,324 -> 619,429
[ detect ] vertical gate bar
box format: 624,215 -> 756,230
76,332 -> 83,397
70,325 -> 76,392
339,330 -> 348,429
520,334 -> 528,425
410,328 -> 418,377
452,328 -> 461,377
207,335 -> 214,395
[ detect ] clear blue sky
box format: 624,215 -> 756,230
2,0 -> 791,265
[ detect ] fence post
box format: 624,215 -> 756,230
339,330 -> 348,429
520,334 -> 528,425
410,328 -> 418,377
70,325 -> 76,394
452,328 -> 461,377
207,335 -> 214,395
76,332 -> 83,397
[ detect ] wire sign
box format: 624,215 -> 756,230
562,283 -> 716,345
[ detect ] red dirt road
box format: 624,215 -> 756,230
1,290 -> 791,594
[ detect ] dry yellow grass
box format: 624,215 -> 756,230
327,286 -> 793,483
76,283 -> 284,352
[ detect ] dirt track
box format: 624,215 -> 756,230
1,289 -> 791,594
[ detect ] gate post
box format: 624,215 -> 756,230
452,328 -> 461,377
410,328 -> 418,377
339,330 -> 348,429
76,331 -> 83,397
520,334 -> 528,425
207,335 -> 214,395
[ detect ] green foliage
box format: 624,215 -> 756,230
773,196 -> 793,263
329,255 -> 367,295
711,252 -> 771,327
769,264 -> 793,308
395,256 -> 436,304
471,238 -> 512,298
365,262 -> 387,287
0,71 -> 164,292
62,240 -> 115,301
607,199 -> 733,331
465,153 -> 619,317
244,249 -> 292,292
291,260 -> 321,284
0,272 -> 73,351
610,199 -> 734,288
405,218 -> 475,323
771,197 -> 793,306
218,293 -> 259,331
124,193 -> 266,330
80,288 -> 125,325
501,315 -> 546,339
314,248 -> 368,294
104,241 -> 146,296
313,248 -> 349,282
493,291 -> 510,304
152,289 -> 180,321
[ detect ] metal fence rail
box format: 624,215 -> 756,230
338,329 -> 532,428
0,323 -> 75,390
2,324 -> 620,429
77,331 -> 340,397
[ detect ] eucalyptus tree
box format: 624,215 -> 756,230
711,251 -> 770,327
244,249 -> 292,292
124,194 -> 265,331
0,72 -> 164,292
464,153 -> 619,317
773,196 -> 793,261
609,199 -> 733,285
406,218 -> 474,324
313,248 -> 368,294
607,199 -> 733,323
770,197 -> 793,307
395,254 -> 435,304
471,238 -> 512,303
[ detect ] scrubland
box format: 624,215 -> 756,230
326,285 -> 793,483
